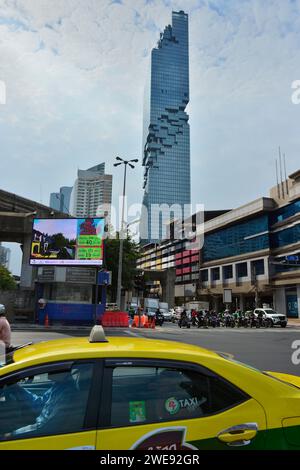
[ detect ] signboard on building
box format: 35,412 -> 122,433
223,288 -> 232,304
30,218 -> 104,266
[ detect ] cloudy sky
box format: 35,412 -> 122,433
1,0 -> 300,273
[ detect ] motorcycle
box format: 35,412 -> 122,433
249,315 -> 260,328
224,314 -> 235,328
178,316 -> 191,328
209,314 -> 219,328
155,312 -> 164,326
191,315 -> 205,328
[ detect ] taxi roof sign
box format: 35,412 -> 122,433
89,325 -> 108,343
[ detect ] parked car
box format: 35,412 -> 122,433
2,326 -> 300,449
158,302 -> 169,320
161,310 -> 172,322
144,298 -> 160,319
253,308 -> 287,327
105,303 -> 119,311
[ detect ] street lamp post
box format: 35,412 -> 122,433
114,157 -> 138,309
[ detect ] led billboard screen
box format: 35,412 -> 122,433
30,218 -> 104,266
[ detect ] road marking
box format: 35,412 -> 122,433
125,330 -> 141,337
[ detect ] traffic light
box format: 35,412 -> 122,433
134,272 -> 145,294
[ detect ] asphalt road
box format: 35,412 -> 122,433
11,323 -> 300,376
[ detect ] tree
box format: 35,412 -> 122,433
0,265 -> 16,291
104,234 -> 140,302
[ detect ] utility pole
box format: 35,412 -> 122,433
114,157 -> 138,309
252,264 -> 259,308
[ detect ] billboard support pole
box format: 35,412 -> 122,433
94,266 -> 99,325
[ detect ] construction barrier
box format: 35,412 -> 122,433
143,316 -> 156,329
133,314 -> 148,328
101,311 -> 129,327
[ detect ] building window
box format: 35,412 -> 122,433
211,267 -> 220,281
223,265 -> 233,279
0,363 -> 94,441
271,225 -> 300,249
200,270 -> 208,282
203,215 -> 269,262
110,366 -> 248,427
270,200 -> 300,225
236,262 -> 248,278
251,259 -> 265,276
49,284 -> 92,303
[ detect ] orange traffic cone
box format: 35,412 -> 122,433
44,313 -> 49,327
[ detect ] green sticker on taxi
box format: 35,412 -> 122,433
129,401 -> 146,423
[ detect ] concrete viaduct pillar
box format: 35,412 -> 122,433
20,233 -> 35,289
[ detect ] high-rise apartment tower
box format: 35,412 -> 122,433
70,163 -> 112,218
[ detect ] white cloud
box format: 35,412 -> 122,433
0,0 -> 300,272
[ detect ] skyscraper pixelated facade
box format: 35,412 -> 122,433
141,10 -> 190,243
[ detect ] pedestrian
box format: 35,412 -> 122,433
0,304 -> 11,350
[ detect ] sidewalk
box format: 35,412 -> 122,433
11,323 -> 93,331
286,318 -> 300,327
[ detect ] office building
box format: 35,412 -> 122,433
59,187 -> 72,214
138,169 -> 300,317
141,10 -> 190,243
49,192 -> 60,211
49,186 -> 72,214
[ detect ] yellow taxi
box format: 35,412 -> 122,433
1,326 -> 300,450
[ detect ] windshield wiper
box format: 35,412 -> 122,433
2,342 -> 33,366
6,342 -> 33,353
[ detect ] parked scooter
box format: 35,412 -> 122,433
178,310 -> 190,328
178,317 -> 190,328
224,313 -> 235,328
249,313 -> 260,328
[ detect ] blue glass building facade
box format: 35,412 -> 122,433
199,194 -> 300,317
203,215 -> 270,262
141,11 -> 190,243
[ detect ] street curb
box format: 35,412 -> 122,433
11,324 -> 93,332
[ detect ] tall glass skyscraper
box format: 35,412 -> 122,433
141,10 -> 190,243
